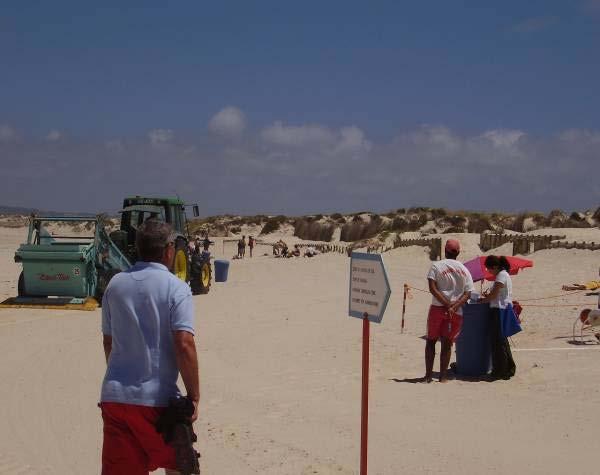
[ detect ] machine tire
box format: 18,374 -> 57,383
17,272 -> 26,297
190,258 -> 211,295
174,239 -> 190,283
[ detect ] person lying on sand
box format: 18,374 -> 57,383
562,268 -> 600,291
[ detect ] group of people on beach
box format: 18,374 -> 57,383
236,235 -> 255,258
424,239 -> 518,383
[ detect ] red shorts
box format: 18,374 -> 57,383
427,305 -> 463,342
100,402 -> 176,475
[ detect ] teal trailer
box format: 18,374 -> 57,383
14,216 -> 130,300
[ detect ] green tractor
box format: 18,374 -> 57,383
109,196 -> 212,295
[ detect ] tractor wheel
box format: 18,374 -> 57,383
174,240 -> 190,283
17,272 -> 26,297
191,260 -> 211,295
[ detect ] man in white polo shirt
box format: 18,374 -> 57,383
424,239 -> 474,383
99,219 -> 199,474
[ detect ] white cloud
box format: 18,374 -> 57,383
1,120 -> 599,214
261,121 -> 336,147
481,129 -> 525,148
335,126 -> 372,156
208,106 -> 246,138
147,128 -> 174,146
0,124 -> 18,142
46,130 -> 63,142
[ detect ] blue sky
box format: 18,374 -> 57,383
1,1 -> 599,214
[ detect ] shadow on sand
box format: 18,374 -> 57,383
391,367 -> 492,384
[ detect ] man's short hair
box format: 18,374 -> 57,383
136,219 -> 175,261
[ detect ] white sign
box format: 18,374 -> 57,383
348,252 -> 391,324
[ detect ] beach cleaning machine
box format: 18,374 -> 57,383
6,196 -> 213,309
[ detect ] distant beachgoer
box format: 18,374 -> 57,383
291,244 -> 301,257
237,236 -> 245,258
241,236 -> 246,258
478,255 -> 517,380
562,267 -> 600,308
304,246 -> 318,257
202,234 -> 213,252
248,236 -> 255,258
424,239 -> 474,383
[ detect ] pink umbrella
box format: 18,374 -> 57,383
463,256 -> 533,282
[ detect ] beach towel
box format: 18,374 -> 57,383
500,303 -> 522,338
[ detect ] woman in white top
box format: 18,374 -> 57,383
479,255 -> 516,380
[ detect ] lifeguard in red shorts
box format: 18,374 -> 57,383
423,239 -> 474,383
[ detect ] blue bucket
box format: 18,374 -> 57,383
214,259 -> 229,282
455,302 -> 492,376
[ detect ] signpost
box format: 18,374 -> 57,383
348,252 -> 391,475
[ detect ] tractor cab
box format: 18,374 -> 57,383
110,196 -> 210,294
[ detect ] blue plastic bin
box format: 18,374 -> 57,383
455,302 -> 492,376
214,259 -> 229,282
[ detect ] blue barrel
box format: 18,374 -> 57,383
455,302 -> 492,376
214,259 -> 229,282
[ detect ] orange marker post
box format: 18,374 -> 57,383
361,312 -> 370,475
401,284 -> 408,333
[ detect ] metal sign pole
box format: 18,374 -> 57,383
401,284 -> 408,334
360,312 -> 370,475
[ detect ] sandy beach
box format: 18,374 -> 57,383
1,226 -> 600,474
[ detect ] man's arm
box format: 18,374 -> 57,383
173,330 -> 200,422
449,291 -> 471,314
103,334 -> 112,364
428,278 -> 451,308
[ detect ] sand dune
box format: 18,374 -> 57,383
1,226 -> 599,474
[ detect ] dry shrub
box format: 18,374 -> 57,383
569,211 -> 585,222
259,215 -> 287,235
408,206 -> 430,214
230,226 -> 242,234
507,213 -> 527,233
294,219 -> 335,242
592,207 -> 600,222
340,219 -> 382,241
547,209 -> 567,228
243,215 -> 267,226
532,213 -> 548,227
431,208 -> 447,219
447,215 -> 467,227
565,218 -> 591,228
330,213 -> 343,220
389,216 -> 410,232
443,226 -> 465,233
467,213 -> 492,233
